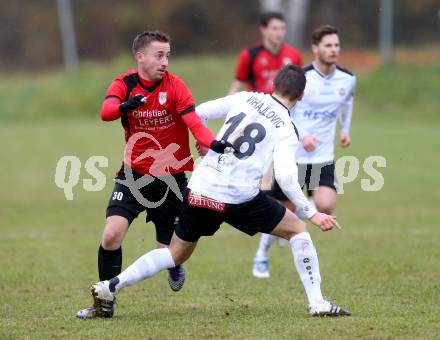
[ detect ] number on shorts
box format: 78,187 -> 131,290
112,192 -> 123,201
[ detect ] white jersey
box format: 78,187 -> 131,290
292,63 -> 356,164
191,91 -> 317,219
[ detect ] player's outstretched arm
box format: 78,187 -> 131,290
274,139 -> 341,232
181,111 -> 215,147
181,111 -> 233,154
195,94 -> 237,123
191,94 -> 241,154
274,139 -> 317,219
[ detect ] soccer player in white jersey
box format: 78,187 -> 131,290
86,65 -> 351,318
253,25 -> 356,279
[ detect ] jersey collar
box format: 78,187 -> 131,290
136,73 -> 163,93
262,42 -> 285,57
270,95 -> 290,114
312,62 -> 336,79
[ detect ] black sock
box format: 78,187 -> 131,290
98,245 -> 122,281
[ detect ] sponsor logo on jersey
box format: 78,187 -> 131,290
339,88 -> 346,96
158,92 -> 167,105
133,109 -> 167,118
188,190 -> 225,212
303,110 -> 337,119
319,90 -> 335,96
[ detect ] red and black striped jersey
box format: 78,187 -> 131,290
105,70 -> 195,176
234,42 -> 303,94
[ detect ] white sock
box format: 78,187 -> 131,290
113,248 -> 175,293
290,232 -> 324,306
254,233 -> 276,261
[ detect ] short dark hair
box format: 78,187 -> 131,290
311,25 -> 338,45
132,30 -> 171,54
259,12 -> 284,27
273,65 -> 306,101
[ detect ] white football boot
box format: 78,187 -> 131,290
90,281 -> 116,318
252,260 -> 270,279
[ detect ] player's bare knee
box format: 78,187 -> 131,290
101,232 -> 123,250
101,216 -> 129,249
101,226 -> 124,249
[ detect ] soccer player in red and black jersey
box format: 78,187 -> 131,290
76,30 -> 231,319
228,12 -> 303,95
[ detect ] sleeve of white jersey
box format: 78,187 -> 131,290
196,92 -> 242,126
273,136 -> 317,219
339,76 -> 356,134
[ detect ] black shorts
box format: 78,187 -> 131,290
175,189 -> 286,242
106,167 -> 188,245
269,162 -> 336,201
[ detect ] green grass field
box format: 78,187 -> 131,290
1,56 -> 439,339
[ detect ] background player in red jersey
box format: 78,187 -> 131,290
76,30 -> 231,319
228,12 -> 303,95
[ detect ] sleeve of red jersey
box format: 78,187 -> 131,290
235,48 -> 251,82
173,76 -> 216,148
100,78 -> 126,121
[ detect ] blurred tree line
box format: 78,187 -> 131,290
0,0 -> 438,71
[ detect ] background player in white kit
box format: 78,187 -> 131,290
253,25 -> 356,279
86,65 -> 351,318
